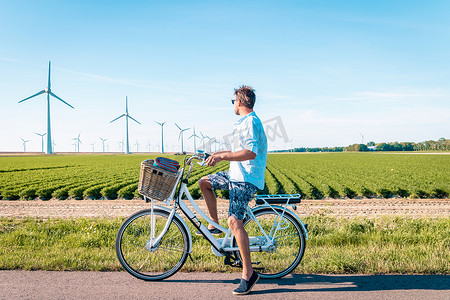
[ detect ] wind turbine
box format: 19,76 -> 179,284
199,132 -> 208,151
119,139 -> 124,152
175,123 -> 190,153
34,132 -> 46,152
146,141 -> 151,153
20,138 -> 30,152
135,141 -> 140,152
155,121 -> 166,153
360,133 -> 365,145
90,142 -> 95,152
72,133 -> 81,152
188,127 -> 200,152
110,96 -> 141,154
18,61 -> 74,154
99,137 -> 107,152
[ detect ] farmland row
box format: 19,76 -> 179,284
266,153 -> 449,199
0,154 -> 227,200
0,153 -> 448,200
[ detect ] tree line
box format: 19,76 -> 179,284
281,138 -> 449,153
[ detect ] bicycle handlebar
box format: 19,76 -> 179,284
186,151 -> 210,166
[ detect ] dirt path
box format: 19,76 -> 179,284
1,198 -> 449,219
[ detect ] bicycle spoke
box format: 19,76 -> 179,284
138,253 -> 151,271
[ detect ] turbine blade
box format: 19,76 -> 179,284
128,115 -> 141,125
110,114 -> 126,123
48,61 -> 51,90
18,90 -> 46,103
155,121 -> 162,126
126,96 -> 128,114
175,123 -> 182,131
49,92 -> 74,109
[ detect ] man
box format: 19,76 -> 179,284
198,85 -> 267,295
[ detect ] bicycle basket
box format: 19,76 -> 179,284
138,159 -> 180,201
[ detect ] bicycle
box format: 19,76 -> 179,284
115,151 -> 308,281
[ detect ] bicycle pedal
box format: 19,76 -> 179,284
224,256 -> 242,268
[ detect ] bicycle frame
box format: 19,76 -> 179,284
145,155 -> 304,257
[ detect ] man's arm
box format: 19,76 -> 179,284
206,149 -> 256,166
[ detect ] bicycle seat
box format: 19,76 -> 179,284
254,194 -> 301,205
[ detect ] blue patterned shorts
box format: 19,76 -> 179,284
207,171 -> 259,220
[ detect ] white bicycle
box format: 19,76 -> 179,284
115,152 -> 308,281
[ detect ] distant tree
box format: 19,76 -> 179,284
367,141 -> 375,146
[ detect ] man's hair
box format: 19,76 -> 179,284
234,85 -> 256,109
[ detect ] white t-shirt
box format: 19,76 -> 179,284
229,111 -> 267,190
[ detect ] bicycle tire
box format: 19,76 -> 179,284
234,207 -> 306,279
116,208 -> 190,281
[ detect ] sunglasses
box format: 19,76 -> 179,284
231,99 -> 239,104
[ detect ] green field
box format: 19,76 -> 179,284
0,153 -> 449,200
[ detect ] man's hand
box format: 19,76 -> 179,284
205,153 -> 224,166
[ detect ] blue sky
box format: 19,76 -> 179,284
1,0 -> 449,152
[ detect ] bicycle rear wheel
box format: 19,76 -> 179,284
235,207 -> 306,279
116,208 -> 189,281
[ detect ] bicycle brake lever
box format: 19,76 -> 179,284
197,153 -> 210,166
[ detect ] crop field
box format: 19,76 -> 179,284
0,153 -> 448,200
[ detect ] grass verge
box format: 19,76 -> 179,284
0,216 -> 448,274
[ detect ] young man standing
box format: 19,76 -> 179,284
198,85 -> 267,295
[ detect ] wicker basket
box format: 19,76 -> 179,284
138,159 -> 179,201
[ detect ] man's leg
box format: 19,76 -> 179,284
228,216 -> 253,280
199,176 -> 219,228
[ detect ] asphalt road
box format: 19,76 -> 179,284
1,271 -> 448,300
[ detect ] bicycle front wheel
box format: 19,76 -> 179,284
236,207 -> 306,279
116,208 -> 190,281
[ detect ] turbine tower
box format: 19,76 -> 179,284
155,121 -> 166,153
34,132 -> 46,152
110,96 -> 141,154
18,61 -> 74,154
175,123 -> 190,153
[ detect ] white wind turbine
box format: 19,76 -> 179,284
119,139 -> 124,152
99,137 -> 107,152
72,133 -> 81,152
20,138 -> 30,152
18,61 -> 74,154
155,121 -> 166,153
90,142 -> 95,152
110,97 -> 141,154
34,132 -> 46,152
188,127 -> 200,152
175,123 -> 190,153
